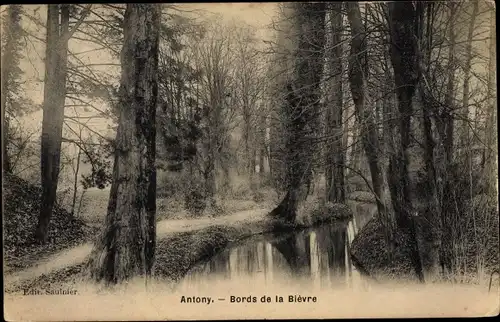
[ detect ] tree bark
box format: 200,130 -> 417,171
89,4 -> 160,284
482,7 -> 497,191
387,2 -> 425,283
417,2 -> 443,280
346,2 -> 390,236
325,4 -> 345,204
459,0 -> 479,151
36,5 -> 70,243
269,3 -> 326,222
70,146 -> 82,215
1,5 -> 23,175
433,2 -> 459,275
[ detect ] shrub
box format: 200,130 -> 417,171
156,170 -> 185,199
252,190 -> 265,203
297,196 -> 353,226
184,182 -> 207,217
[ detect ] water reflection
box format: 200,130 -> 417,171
180,220 -> 366,290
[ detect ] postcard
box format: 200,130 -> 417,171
3,2 -> 498,320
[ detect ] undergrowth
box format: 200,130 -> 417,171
3,174 -> 98,273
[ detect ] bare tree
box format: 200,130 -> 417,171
192,18 -> 239,204
233,25 -> 263,178
482,6 -> 496,187
459,0 -> 479,151
346,2 -> 391,241
324,4 -> 345,203
386,2 -> 425,282
1,5 -> 24,174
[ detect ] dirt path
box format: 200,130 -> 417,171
4,208 -> 270,288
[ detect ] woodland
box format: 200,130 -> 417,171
2,2 -> 498,288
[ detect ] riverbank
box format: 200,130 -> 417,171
350,194 -> 499,285
5,199 -> 353,293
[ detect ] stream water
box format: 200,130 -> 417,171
177,202 -> 375,292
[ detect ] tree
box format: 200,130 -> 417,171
442,2 -> 458,164
386,2 -> 425,282
36,5 -> 71,243
1,5 -> 25,174
233,25 -> 264,180
346,2 -> 391,243
269,3 -> 326,223
482,5 -> 496,189
194,18 -> 238,204
459,0 -> 479,150
324,4 -> 345,204
415,2 -> 443,279
33,3 -> 123,242
88,4 -> 160,284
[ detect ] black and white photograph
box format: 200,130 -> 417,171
2,2 -> 499,320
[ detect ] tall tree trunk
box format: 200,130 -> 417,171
250,143 -> 257,176
243,101 -> 252,175
89,4 -> 160,284
36,5 -> 70,243
206,122 -> 216,202
325,4 -> 345,203
268,107 -> 284,190
271,3 -> 326,222
459,0 -> 479,151
433,2 -> 459,274
349,125 -> 361,171
417,2 -> 443,280
482,7 -> 496,192
387,2 -> 425,283
269,3 -> 326,222
70,146 -> 82,215
442,3 -> 458,164
1,5 -> 23,175
404,2 -> 443,280
259,113 -> 266,175
346,2 -> 390,239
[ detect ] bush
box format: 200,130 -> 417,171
348,191 -> 376,203
156,170 -> 185,199
451,193 -> 499,277
184,182 -> 207,217
297,196 -> 353,226
252,190 -> 265,203
229,175 -> 254,200
204,197 -> 227,217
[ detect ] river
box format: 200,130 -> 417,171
177,200 -> 376,292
